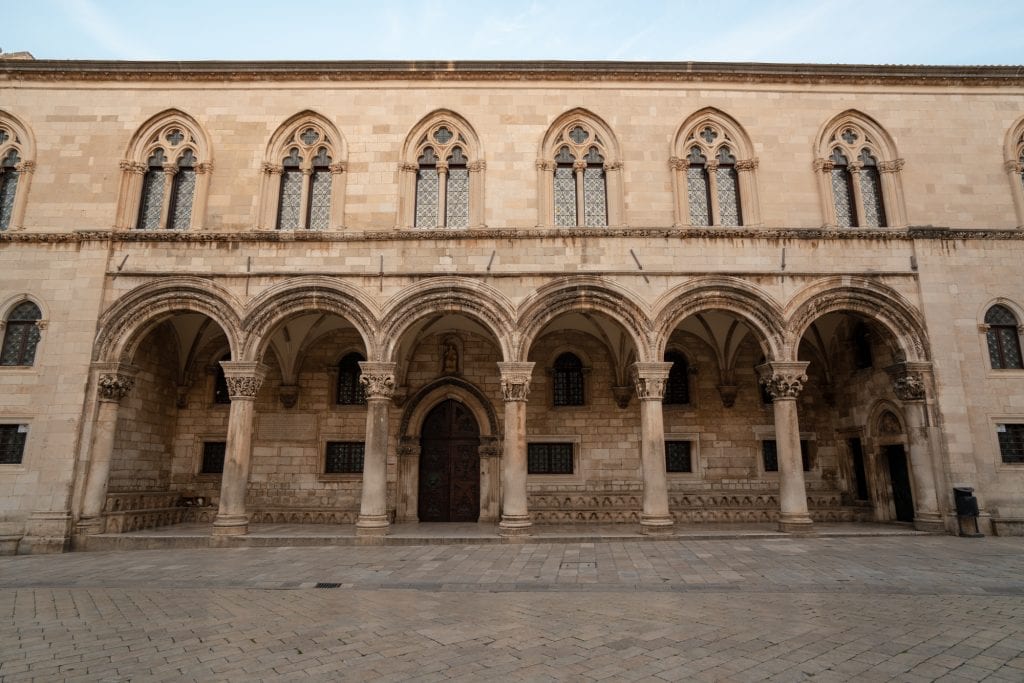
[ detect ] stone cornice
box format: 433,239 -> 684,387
2,60 -> 1023,87
2,225 -> 1024,245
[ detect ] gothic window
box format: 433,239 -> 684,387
1005,119 -> 1024,227
119,114 -> 210,231
213,353 -> 231,405
672,110 -> 758,227
552,352 -> 585,406
325,441 -> 365,474
0,425 -> 27,465
1,301 -> 42,366
663,351 -> 690,405
540,110 -> 622,227
527,442 -> 574,474
0,112 -> 35,231
401,112 -> 483,229
336,352 -> 367,405
985,305 -> 1023,369
816,112 -> 905,228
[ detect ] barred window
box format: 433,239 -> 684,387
0,148 -> 22,231
858,149 -> 886,228
762,439 -> 811,472
663,351 -> 690,405
213,354 -> 231,405
267,120 -> 339,231
553,146 -> 577,227
552,353 -> 584,406
325,441 -> 365,474
549,121 -> 609,228
528,442 -> 574,474
413,124 -> 474,229
131,121 -> 205,231
0,424 -> 27,465
986,305 -> 1023,369
686,146 -> 711,226
674,113 -> 755,228
665,440 -> 692,473
0,115 -> 32,232
200,441 -> 226,474
1,301 -> 42,366
830,148 -> 857,228
336,352 -> 366,405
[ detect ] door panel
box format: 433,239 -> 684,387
418,400 -> 480,522
886,445 -> 915,523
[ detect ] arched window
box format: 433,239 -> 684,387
815,111 -> 905,228
539,110 -> 622,228
672,109 -> 759,227
0,111 -> 35,231
1,301 -> 42,366
336,352 -> 366,405
663,351 -> 690,405
986,305 -> 1023,369
552,353 -> 585,406
1005,118 -> 1024,228
400,111 -> 484,229
213,353 -> 231,404
117,111 -> 211,231
260,112 -> 346,231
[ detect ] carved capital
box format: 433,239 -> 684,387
536,159 -> 552,172
118,159 -> 133,172
467,160 -> 486,172
669,156 -> 689,171
813,157 -> 833,173
97,373 -> 135,403
262,162 -> 283,175
1004,159 -> 1023,174
16,160 -> 35,174
220,361 -> 268,400
886,362 -> 930,402
399,162 -> 419,173
358,361 -> 396,399
194,161 -> 213,174
735,158 -> 759,171
604,161 -> 623,171
498,362 -> 535,402
161,164 -> 178,176
630,362 -> 673,401
879,158 -> 905,174
573,160 -> 588,172
757,362 -> 809,400
329,161 -> 347,174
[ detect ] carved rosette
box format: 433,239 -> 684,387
97,373 -> 135,403
358,362 -> 396,399
498,362 -> 535,402
630,362 -> 673,401
757,362 -> 810,400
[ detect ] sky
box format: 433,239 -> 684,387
3,0 -> 1023,65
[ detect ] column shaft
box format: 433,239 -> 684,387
356,362 -> 396,536
212,362 -> 266,537
632,362 -> 674,535
772,397 -> 813,531
498,362 -> 534,536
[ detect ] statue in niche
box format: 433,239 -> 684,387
442,341 -> 459,375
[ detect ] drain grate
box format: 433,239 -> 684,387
315,582 -> 342,589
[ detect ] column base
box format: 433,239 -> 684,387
778,515 -> 814,534
75,517 -> 106,536
212,514 -> 249,536
499,515 -> 532,537
913,512 -> 945,533
355,514 -> 390,537
640,515 -> 675,535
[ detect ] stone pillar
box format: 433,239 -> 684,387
395,437 -> 419,523
77,364 -> 137,535
212,362 -> 267,537
478,435 -> 503,523
631,362 -> 675,535
498,362 -> 534,537
888,362 -> 944,531
758,362 -> 814,533
356,362 -> 396,536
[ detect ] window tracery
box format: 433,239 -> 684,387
0,112 -> 35,231
1,301 -> 43,367
1005,119 -> 1024,228
985,304 -> 1023,370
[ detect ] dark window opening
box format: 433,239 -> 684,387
762,439 -> 811,472
325,441 -> 365,474
663,351 -> 690,405
528,442 -> 574,474
986,305 -> 1023,370
552,353 -> 584,406
0,424 -> 27,465
1,301 -> 42,366
998,424 -> 1024,464
336,352 -> 366,405
200,441 -> 226,474
848,437 -> 869,500
853,322 -> 873,370
213,353 -> 231,405
665,440 -> 692,473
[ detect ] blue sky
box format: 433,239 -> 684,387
4,0 -> 1023,64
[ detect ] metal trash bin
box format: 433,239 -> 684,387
953,486 -> 983,537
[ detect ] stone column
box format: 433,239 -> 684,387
758,362 -> 814,533
356,362 -> 396,536
498,362 -> 534,536
888,362 -> 944,531
631,362 -> 675,535
77,364 -> 137,535
212,362 -> 267,536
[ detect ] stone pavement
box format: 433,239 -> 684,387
1,535 -> 1024,681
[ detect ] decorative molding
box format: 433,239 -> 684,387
886,361 -> 930,402
220,361 -> 268,400
630,362 -> 672,400
225,375 -> 262,399
498,361 -> 535,402
757,361 -> 809,400
358,361 -> 396,399
879,158 -> 906,173
97,373 -> 135,402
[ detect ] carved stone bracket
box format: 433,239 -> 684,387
279,384 -> 299,408
735,158 -> 759,171
220,361 -> 268,400
879,158 -> 906,173
358,361 -> 396,399
887,361 -> 931,402
612,385 -> 633,409
630,362 -> 672,401
498,362 -> 535,402
97,373 -> 136,403
756,361 -> 810,400
717,384 -> 738,408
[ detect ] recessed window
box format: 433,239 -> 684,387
336,352 -> 366,405
0,147 -> 22,231
1,301 -> 42,366
213,353 -> 231,404
527,442 -> 574,475
997,424 -> 1024,464
325,441 -> 365,474
200,441 -> 226,474
552,353 -> 584,406
762,439 -> 811,472
665,440 -> 693,473
0,424 -> 27,465
986,305 -> 1023,369
664,351 -> 690,405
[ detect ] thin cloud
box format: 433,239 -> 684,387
59,0 -> 162,60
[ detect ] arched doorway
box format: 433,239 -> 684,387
876,409 -> 915,523
418,399 -> 480,522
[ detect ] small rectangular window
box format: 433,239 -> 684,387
0,424 -> 27,464
762,439 -> 811,472
997,424 -> 1024,464
325,441 -> 365,474
201,441 -> 226,474
665,440 -> 693,473
528,443 -> 574,475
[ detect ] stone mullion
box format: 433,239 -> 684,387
498,362 -> 534,536
298,167 -> 313,230
705,159 -> 721,226
437,162 -> 448,229
630,362 -> 674,535
604,161 -> 623,227
212,361 -> 267,537
573,160 -> 586,227
669,157 -> 689,227
536,159 -> 553,227
758,361 -> 813,533
398,163 -> 418,228
158,164 -> 178,230
356,362 -> 396,536
887,363 -> 944,531
77,364 -> 138,535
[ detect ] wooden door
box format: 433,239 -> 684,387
885,445 -> 915,523
418,400 -> 480,522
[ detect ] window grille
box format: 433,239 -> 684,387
830,148 -> 856,227
0,425 -> 27,465
276,148 -> 303,230
201,441 -> 226,474
336,352 -> 366,405
527,442 -> 574,474
686,147 -> 711,226
665,440 -> 692,473
998,424 -> 1024,464
858,149 -> 886,227
582,147 -> 607,227
137,149 -> 166,230
553,147 -> 577,227
986,305 -> 1023,369
0,301 -> 42,366
0,148 -> 21,231
552,353 -> 584,406
446,147 -> 469,228
325,441 -> 365,474
715,147 -> 742,225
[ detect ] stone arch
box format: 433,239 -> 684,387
399,376 -> 500,439
1004,116 -> 1024,227
241,276 -> 379,362
515,276 -> 653,362
869,401 -> 907,440
815,109 -> 899,162
785,277 -> 929,362
93,277 -> 243,364
652,277 -> 785,360
265,109 -> 347,166
379,277 -> 515,361
0,109 -> 36,230
0,292 -> 48,323
401,108 -> 483,164
124,108 -> 212,164
540,107 -> 621,161
979,296 -> 1024,324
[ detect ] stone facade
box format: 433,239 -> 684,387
1,59 -> 1024,552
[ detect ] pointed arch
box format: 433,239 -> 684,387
1004,115 -> 1024,227
258,110 -> 348,231
0,109 -> 36,231
671,107 -> 761,227
537,108 -> 624,228
813,109 -> 906,228
398,109 -> 485,229
0,293 -> 45,367
115,109 -> 212,231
